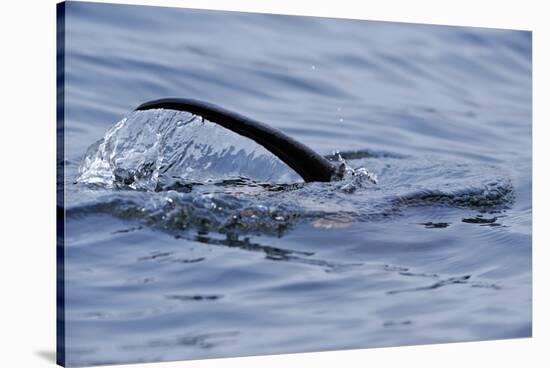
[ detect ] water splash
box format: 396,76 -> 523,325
77,109 -> 303,190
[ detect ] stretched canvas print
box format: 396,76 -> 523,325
57,1 -> 532,366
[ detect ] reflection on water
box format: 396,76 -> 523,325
61,2 -> 531,367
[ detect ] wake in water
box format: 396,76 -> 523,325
71,109 -> 514,236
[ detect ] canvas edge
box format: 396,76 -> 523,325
56,1 -> 66,367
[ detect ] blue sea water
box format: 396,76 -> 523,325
59,2 -> 532,366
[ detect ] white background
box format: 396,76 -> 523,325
0,0 -> 547,367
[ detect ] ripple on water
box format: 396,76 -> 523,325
68,109 -> 515,241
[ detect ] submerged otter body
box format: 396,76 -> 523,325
135,98 -> 340,183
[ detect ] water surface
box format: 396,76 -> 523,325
60,2 -> 531,366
